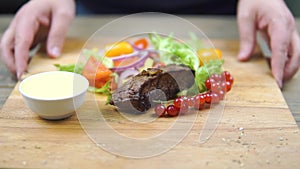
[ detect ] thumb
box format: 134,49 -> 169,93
46,11 -> 74,58
237,10 -> 256,61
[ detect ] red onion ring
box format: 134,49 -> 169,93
110,51 -> 140,61
110,51 -> 149,72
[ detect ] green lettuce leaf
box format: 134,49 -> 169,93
149,33 -> 199,71
195,59 -> 224,92
88,81 -> 111,95
88,81 -> 112,104
54,63 -> 84,74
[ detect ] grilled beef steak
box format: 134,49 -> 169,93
110,64 -> 195,113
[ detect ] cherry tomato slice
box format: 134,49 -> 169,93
134,38 -> 148,49
82,56 -> 112,88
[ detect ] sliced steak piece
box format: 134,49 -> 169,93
110,64 -> 195,113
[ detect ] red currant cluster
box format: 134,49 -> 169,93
154,71 -> 234,117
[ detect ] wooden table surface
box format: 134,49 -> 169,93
1,31 -> 300,169
1,15 -> 300,126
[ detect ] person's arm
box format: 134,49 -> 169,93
0,0 -> 75,79
237,0 -> 300,88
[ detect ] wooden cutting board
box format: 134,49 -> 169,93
1,38 -> 300,169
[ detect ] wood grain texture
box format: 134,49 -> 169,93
1,39 -> 300,169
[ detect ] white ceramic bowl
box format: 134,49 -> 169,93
19,71 -> 89,120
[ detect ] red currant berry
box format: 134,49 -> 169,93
211,93 -> 220,103
227,76 -> 234,84
218,90 -> 225,100
220,82 -> 227,93
187,96 -> 195,107
210,74 -> 217,81
178,103 -> 189,114
223,71 -> 231,82
167,105 -> 179,117
205,78 -> 212,90
182,96 -> 188,101
204,92 -> 212,103
219,73 -> 226,82
210,82 -> 220,93
195,94 -> 206,105
218,74 -> 224,81
174,97 -> 184,109
226,81 -> 232,92
194,101 -> 205,110
154,104 -> 166,117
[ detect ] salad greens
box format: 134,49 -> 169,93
55,33 -> 224,96
149,33 -> 199,71
149,33 -> 224,93
87,81 -> 111,95
195,59 -> 224,92
53,48 -> 113,74
54,63 -> 83,74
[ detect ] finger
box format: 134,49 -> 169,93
237,4 -> 256,61
31,14 -> 51,48
46,9 -> 74,58
0,20 -> 17,74
269,19 -> 292,88
283,30 -> 300,81
14,16 -> 39,79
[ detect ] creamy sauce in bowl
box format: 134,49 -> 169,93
19,71 -> 89,100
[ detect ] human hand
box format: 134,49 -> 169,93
237,0 -> 300,88
0,0 -> 75,79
